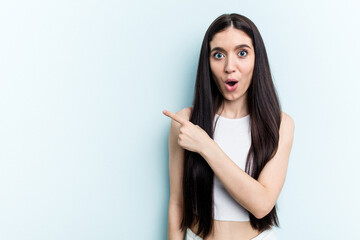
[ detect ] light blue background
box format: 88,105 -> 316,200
1,0 -> 359,239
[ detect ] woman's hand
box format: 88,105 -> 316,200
162,109 -> 212,154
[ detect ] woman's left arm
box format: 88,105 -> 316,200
200,112 -> 295,219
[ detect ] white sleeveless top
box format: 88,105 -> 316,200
212,113 -> 251,221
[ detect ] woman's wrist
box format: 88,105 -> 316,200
200,138 -> 216,159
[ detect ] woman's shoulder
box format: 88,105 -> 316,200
280,111 -> 295,126
280,111 -> 295,139
169,107 -> 193,136
176,106 -> 193,121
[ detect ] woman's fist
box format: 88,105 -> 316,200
163,109 -> 210,154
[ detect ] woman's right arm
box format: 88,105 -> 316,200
167,107 -> 191,240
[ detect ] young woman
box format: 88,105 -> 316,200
163,13 -> 294,240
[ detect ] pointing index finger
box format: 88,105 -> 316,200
162,110 -> 187,125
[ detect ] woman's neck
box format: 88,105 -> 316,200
217,98 -> 248,119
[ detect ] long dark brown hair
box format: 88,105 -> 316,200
179,13 -> 282,238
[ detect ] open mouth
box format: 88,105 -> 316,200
224,79 -> 239,92
226,81 -> 237,86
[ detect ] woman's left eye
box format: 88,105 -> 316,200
238,50 -> 247,57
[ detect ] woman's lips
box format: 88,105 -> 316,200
225,78 -> 238,84
225,79 -> 239,92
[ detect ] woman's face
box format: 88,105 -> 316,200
209,27 -> 255,102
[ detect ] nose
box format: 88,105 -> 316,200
224,54 -> 236,73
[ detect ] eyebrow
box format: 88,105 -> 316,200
210,44 -> 252,53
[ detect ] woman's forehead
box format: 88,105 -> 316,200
210,28 -> 253,49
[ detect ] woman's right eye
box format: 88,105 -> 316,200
214,52 -> 224,59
